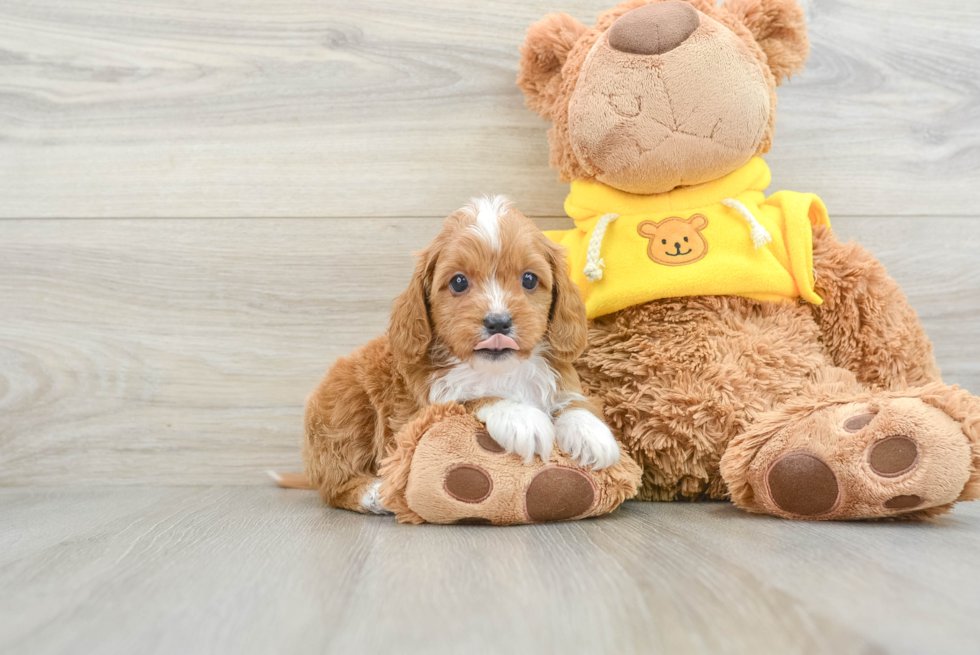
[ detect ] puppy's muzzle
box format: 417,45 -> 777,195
476,313 -> 519,352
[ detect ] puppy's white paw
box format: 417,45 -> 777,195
477,400 -> 555,464
555,409 -> 620,469
361,479 -> 392,515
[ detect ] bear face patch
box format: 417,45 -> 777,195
637,215 -> 709,266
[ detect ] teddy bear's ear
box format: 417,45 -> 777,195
517,13 -> 588,118
724,0 -> 810,84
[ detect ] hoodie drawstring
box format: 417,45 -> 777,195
583,213 -> 619,282
722,198 -> 772,248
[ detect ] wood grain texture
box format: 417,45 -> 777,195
1,488 -> 978,655
0,0 -> 978,219
1,216 -> 978,485
2,3 -> 978,651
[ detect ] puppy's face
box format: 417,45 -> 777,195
389,197 -> 587,374
429,198 -> 554,373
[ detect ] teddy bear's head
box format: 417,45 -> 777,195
518,0 -> 809,195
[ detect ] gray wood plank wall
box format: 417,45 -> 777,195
2,0 -> 979,485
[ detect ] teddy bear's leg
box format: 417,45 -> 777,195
721,381 -> 980,520
809,225 -> 941,389
378,402 -> 642,525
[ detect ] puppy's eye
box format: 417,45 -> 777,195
661,239 -> 667,245
449,274 -> 468,294
521,272 -> 538,291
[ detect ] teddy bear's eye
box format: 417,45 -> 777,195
684,237 -> 689,242
661,239 -> 667,245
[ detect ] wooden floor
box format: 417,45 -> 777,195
2,488 -> 979,655
3,0 -> 980,653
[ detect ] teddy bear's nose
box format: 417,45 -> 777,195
608,1 -> 701,56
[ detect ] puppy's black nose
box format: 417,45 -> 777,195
484,313 -> 513,335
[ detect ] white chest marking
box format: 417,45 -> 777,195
428,348 -> 561,413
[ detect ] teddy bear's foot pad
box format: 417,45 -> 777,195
765,452 -> 840,516
525,467 -> 597,522
725,395 -> 974,520
379,403 -> 641,525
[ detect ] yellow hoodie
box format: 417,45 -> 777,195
545,158 -> 831,319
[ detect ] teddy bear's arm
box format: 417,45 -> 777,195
809,225 -> 941,389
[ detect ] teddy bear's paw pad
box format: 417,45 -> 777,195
766,452 -> 839,517
475,430 -> 505,454
444,465 -> 493,503
524,467 -> 597,522
452,517 -> 494,525
843,413 -> 876,432
867,435 -> 919,478
883,494 -> 923,510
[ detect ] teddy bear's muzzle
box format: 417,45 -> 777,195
608,0 -> 700,56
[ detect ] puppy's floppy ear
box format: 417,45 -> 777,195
518,13 -> 588,119
544,237 -> 588,362
389,247 -> 434,365
725,0 -> 809,84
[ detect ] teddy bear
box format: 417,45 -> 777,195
516,0 -> 980,520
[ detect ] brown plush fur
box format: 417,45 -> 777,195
577,226 -> 980,517
304,201 -> 605,512
725,0 -> 810,82
807,231 -> 941,388
579,278 -> 829,502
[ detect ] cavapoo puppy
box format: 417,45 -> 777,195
303,196 -> 620,514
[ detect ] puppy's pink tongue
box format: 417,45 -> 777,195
475,334 -> 519,351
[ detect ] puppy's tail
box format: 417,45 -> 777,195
267,470 -> 314,490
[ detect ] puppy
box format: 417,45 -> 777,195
303,196 -> 620,514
